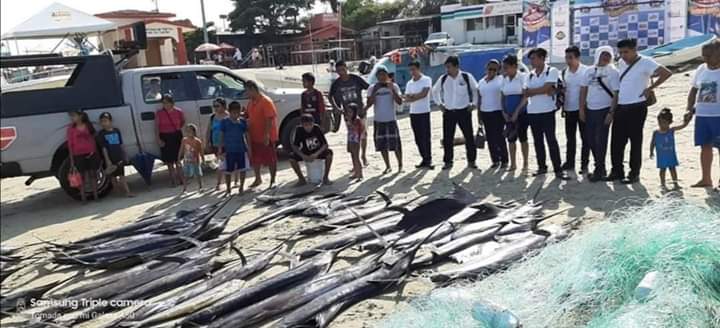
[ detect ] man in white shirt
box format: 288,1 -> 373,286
432,55 -> 479,170
404,61 -> 434,169
562,46 -> 590,174
233,48 -> 243,67
609,38 -> 672,184
685,40 -> 720,190
523,48 -> 568,180
580,45 -> 619,182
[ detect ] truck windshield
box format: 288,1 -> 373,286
195,71 -> 246,99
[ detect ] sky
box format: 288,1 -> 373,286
0,0 -> 332,54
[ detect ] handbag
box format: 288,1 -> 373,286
68,167 -> 83,188
475,127 -> 486,149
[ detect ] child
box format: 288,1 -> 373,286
345,104 -> 365,180
301,72 -> 326,129
289,114 -> 333,186
207,98 -> 230,190
179,124 -> 204,192
67,110 -> 100,203
220,101 -> 251,196
650,108 -> 690,191
97,112 -> 133,197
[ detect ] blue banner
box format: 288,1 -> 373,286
687,0 -> 720,36
523,0 -> 552,49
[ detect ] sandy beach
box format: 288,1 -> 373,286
1,70 -> 718,327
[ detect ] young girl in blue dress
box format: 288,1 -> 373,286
650,108 -> 690,190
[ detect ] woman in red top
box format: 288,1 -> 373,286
155,94 -> 186,187
67,110 -> 99,202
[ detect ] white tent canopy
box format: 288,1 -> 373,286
1,2 -> 116,40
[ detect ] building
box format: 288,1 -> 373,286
288,14 -> 357,65
441,1 -> 523,45
360,15 -> 440,58
95,10 -> 196,67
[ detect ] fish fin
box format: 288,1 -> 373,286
376,190 -> 391,206
385,206 -> 410,215
278,251 -> 299,268
229,242 -> 247,266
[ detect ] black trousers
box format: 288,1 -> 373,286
585,108 -> 611,175
442,109 -> 477,164
610,102 -> 648,178
410,112 -> 432,164
564,111 -> 590,169
481,111 -> 508,164
528,111 -> 562,173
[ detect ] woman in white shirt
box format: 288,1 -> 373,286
478,59 -> 508,169
502,55 -> 529,171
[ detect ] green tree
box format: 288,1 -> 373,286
228,0 -> 312,36
342,0 -> 406,31
183,22 -> 215,62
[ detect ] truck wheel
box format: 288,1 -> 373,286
58,158 -> 113,201
280,115 -> 301,155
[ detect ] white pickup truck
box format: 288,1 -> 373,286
1,54 -> 315,200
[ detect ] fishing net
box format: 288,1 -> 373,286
378,197 -> 720,328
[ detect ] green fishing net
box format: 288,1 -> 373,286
379,198 -> 720,328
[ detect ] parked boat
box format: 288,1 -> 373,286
640,34 -> 716,67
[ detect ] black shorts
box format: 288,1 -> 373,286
505,113 -> 530,143
73,153 -> 100,173
374,121 -> 401,152
107,160 -> 125,177
159,131 -> 183,163
290,149 -> 333,162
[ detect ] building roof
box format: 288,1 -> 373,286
115,19 -> 196,31
377,14 -> 440,25
96,10 -> 176,19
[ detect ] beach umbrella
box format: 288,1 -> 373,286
218,42 -> 236,50
194,43 -> 221,52
132,152 -> 157,185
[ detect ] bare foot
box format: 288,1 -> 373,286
249,180 -> 262,188
294,179 -> 307,187
691,180 -> 713,188
507,165 -> 517,171
382,167 -> 391,174
322,178 -> 333,185
215,184 -> 221,191
397,165 -> 403,173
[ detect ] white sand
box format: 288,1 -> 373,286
1,71 -> 718,327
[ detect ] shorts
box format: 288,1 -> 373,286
183,162 -> 203,178
73,153 -> 99,173
505,113 -> 529,143
374,121 -> 401,152
250,142 -> 278,166
159,131 -> 183,163
226,152 -> 250,173
290,149 -> 333,162
695,116 -> 720,146
106,160 -> 125,177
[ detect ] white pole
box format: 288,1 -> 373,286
200,0 -> 210,59
337,3 -> 342,60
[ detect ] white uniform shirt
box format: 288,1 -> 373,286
524,66 -> 560,114
563,64 -> 588,111
692,64 -> 720,117
582,65 -> 620,111
405,75 -> 433,114
432,70 -> 479,110
477,76 -> 504,112
501,72 -> 527,96
617,55 -> 659,105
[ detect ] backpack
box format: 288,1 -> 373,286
440,72 -> 474,104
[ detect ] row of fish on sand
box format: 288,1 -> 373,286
0,182 -> 573,327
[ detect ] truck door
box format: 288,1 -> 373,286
135,72 -> 200,158
193,70 -> 249,151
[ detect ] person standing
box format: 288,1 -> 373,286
328,60 -> 370,165
97,112 -> 133,197
478,59 -> 508,169
245,80 -> 279,189
608,38 -> 672,184
301,72 -> 327,129
403,61 -> 434,169
432,55 -> 479,170
502,55 -> 530,171
562,46 -> 590,173
685,40 -> 720,190
220,102 -> 251,195
366,65 -> 403,173
524,48 -> 568,179
67,110 -> 100,202
207,98 -> 230,190
579,45 -> 619,182
156,94 -> 185,187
